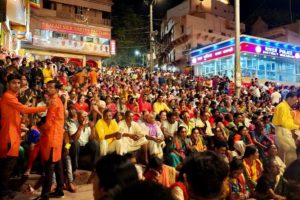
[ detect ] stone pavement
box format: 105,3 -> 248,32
13,184 -> 94,200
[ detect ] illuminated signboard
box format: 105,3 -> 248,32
110,40 -> 116,55
191,42 -> 300,65
241,43 -> 300,59
191,46 -> 234,64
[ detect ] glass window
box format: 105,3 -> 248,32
271,63 -> 276,71
257,70 -> 265,80
266,62 -> 271,71
241,57 -> 247,69
252,58 -> 258,69
85,36 -> 94,43
259,64 -> 265,71
296,64 -> 300,74
34,29 -> 41,36
266,71 -> 276,80
247,58 -> 252,69
52,31 -> 68,39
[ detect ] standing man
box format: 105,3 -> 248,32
0,73 -> 47,199
272,92 -> 299,166
37,80 -> 65,200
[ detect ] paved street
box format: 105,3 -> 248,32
13,184 -> 93,200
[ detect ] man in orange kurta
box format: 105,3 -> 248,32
38,80 -> 65,200
0,73 -> 47,199
89,68 -> 98,86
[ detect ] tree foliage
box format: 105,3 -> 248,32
103,2 -> 148,67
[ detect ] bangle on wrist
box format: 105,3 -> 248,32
65,143 -> 71,150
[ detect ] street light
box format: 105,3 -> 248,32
234,0 -> 241,98
134,50 -> 141,56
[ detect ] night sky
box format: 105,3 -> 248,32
113,0 -> 300,31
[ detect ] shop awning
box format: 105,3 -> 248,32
86,60 -> 98,68
68,58 -> 82,67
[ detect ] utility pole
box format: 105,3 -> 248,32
149,0 -> 154,85
234,0 -> 241,98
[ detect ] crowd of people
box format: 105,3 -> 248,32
0,55 -> 300,200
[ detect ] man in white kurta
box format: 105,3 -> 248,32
141,113 -> 165,159
118,111 -> 148,161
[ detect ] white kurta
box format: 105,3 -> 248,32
275,126 -> 297,166
118,120 -> 148,153
141,122 -> 165,159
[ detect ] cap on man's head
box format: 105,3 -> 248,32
7,73 -> 21,82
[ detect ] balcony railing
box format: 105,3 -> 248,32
56,12 -> 111,26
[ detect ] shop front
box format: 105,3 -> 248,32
191,35 -> 300,83
20,17 -> 114,68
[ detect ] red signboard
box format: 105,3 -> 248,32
41,22 -> 110,39
110,40 -> 116,55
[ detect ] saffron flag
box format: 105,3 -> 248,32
30,0 -> 40,9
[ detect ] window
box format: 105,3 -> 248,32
85,36 -> 94,43
34,29 -> 41,36
52,31 -> 68,39
43,0 -> 51,9
208,29 -> 213,33
181,25 -> 184,34
103,11 -> 111,19
75,6 -> 83,15
221,32 -> 226,36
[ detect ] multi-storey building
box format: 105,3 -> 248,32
159,0 -> 245,69
0,0 -> 30,58
252,17 -> 300,46
21,0 -> 114,67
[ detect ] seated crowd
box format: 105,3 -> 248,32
0,57 -> 300,200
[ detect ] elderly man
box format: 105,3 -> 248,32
118,111 -> 148,163
272,92 -> 300,166
142,113 -> 165,159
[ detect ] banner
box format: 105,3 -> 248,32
110,40 -> 116,55
30,0 -> 40,9
41,22 -> 110,39
33,35 -> 111,55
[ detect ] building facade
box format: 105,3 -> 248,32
252,17 -> 300,46
21,0 -> 114,67
0,0 -> 30,58
159,0 -> 245,68
191,35 -> 300,84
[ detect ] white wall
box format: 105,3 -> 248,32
167,1 -> 190,20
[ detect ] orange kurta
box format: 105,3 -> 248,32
0,90 -> 47,158
40,94 -> 65,162
89,71 -> 98,85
